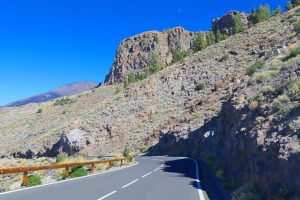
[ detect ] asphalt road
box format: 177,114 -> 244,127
0,156 -> 205,200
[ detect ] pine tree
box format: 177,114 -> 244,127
216,29 -> 223,43
257,4 -> 270,23
232,13 -> 245,34
286,1 -> 293,10
272,5 -> 281,16
222,28 -> 229,40
206,30 -> 215,46
250,4 -> 270,24
292,0 -> 300,7
250,8 -> 258,24
124,77 -> 128,89
149,53 -> 160,74
192,32 -> 206,52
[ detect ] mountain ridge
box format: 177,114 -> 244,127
4,81 -> 99,107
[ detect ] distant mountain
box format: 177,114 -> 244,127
5,82 -> 99,107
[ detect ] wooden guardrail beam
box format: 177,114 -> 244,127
0,157 -> 132,174
0,156 -> 134,186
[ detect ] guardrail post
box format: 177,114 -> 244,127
23,171 -> 28,185
65,167 -> 69,178
109,162 -> 112,169
120,160 -> 123,166
91,164 -> 95,173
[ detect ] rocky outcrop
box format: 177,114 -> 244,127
11,129 -> 90,158
212,10 -> 249,35
151,96 -> 300,199
104,27 -> 195,85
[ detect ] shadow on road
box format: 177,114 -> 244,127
161,157 -> 231,200
161,158 -> 200,190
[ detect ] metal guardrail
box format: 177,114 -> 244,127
0,156 -> 134,186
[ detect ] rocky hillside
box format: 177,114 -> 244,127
0,7 -> 300,199
5,82 -> 98,107
104,26 -> 195,85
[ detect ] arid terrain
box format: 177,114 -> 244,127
1,5 -> 300,199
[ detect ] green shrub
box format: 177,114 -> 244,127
260,85 -> 275,94
127,54 -> 163,84
123,78 -> 128,89
286,2 -> 293,10
56,153 -> 67,163
232,13 -> 245,34
53,98 -> 75,106
272,5 -> 281,16
69,166 -> 88,178
115,87 -> 121,94
273,94 -> 294,116
220,54 -> 230,62
36,108 -> 43,113
282,47 -> 300,62
256,116 -> 265,123
294,21 -> 300,34
286,77 -> 300,97
246,60 -> 264,76
149,53 -> 161,74
232,182 -> 262,200
206,30 -> 215,46
26,175 -> 42,187
128,73 -> 137,83
250,4 -> 271,24
162,28 -> 172,34
270,59 -> 283,70
171,50 -> 188,64
192,32 -> 206,52
292,0 -> 300,7
123,145 -> 130,157
216,29 -> 223,43
252,70 -> 279,83
195,82 -> 206,91
140,146 -> 150,153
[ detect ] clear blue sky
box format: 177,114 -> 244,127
0,0 -> 287,106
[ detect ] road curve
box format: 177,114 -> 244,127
0,156 -> 205,200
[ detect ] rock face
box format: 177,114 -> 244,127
212,10 -> 249,35
5,82 -> 98,107
151,98 -> 300,199
104,27 -> 195,85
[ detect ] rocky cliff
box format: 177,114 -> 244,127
104,26 -> 195,85
212,10 -> 249,35
105,11 -> 250,86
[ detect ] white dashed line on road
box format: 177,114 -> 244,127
121,179 -> 139,188
142,172 -> 152,178
154,167 -> 160,171
97,191 -> 117,200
